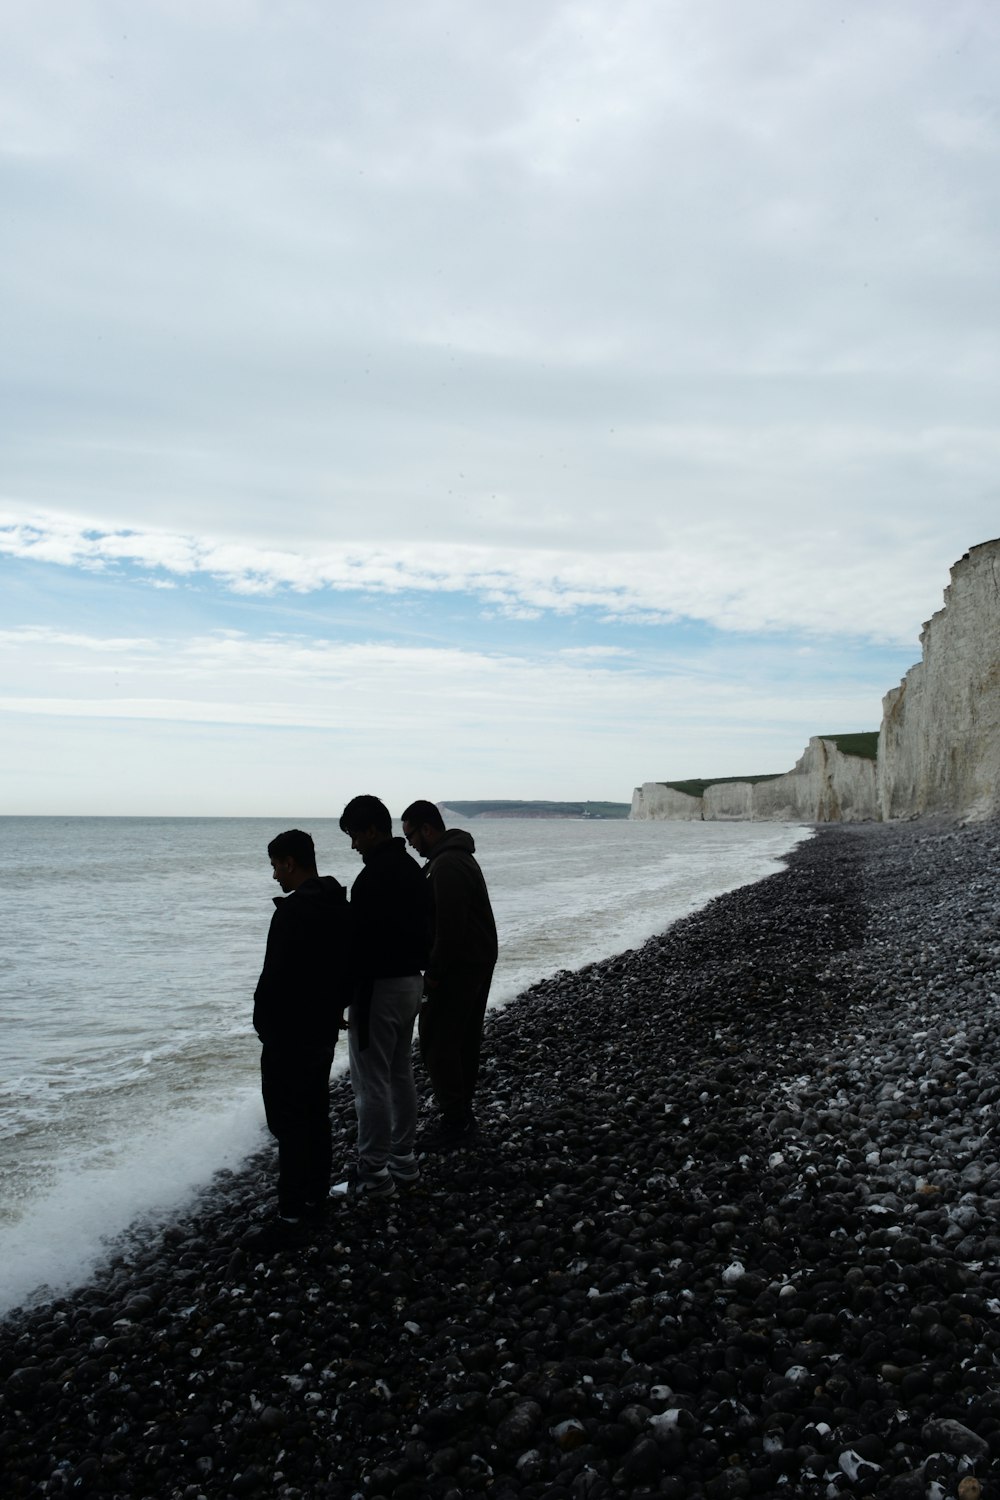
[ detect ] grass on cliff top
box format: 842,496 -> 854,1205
661,731 -> 880,800
817,731 -> 879,760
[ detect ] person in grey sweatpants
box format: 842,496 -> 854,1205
332,795 -> 431,1200
347,973 -> 424,1186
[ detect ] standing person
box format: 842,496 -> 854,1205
401,800 -> 498,1147
252,829 -> 349,1248
334,794 -> 430,1199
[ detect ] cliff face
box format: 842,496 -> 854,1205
630,783 -> 703,820
703,781 -> 755,820
632,537 -> 1000,825
632,738 -> 877,823
743,738 -> 877,822
877,539 -> 1000,822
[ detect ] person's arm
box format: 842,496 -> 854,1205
332,895 -> 353,1029
252,905 -> 290,1039
345,871 -> 372,986
426,857 -> 470,980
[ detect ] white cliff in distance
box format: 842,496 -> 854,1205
632,537 -> 1000,824
631,737 -> 877,823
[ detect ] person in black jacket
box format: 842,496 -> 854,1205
402,800 -> 498,1146
253,828 -> 349,1240
332,795 -> 430,1199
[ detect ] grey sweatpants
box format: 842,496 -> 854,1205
347,974 -> 423,1176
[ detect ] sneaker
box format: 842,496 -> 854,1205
329,1169 -> 397,1200
241,1215 -> 311,1253
388,1153 -> 420,1185
419,1119 -> 474,1151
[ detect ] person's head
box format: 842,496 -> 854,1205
401,799 -> 446,859
267,828 -> 317,892
339,794 -> 392,859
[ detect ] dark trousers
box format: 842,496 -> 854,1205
418,967 -> 493,1128
260,1040 -> 335,1216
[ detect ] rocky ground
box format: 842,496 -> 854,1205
3,819 -> 1000,1500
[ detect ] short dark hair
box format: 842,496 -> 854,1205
267,829 -> 317,868
339,795 -> 392,837
401,800 -> 445,832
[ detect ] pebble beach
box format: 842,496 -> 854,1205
3,818 -> 1000,1500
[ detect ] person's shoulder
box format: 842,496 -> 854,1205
386,837 -> 422,872
279,878 -> 348,920
396,845 -> 426,881
268,892 -> 296,928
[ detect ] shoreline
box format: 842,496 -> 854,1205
3,819 -> 1000,1498
0,817 -> 804,1317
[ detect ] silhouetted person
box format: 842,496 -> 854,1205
402,800 -> 498,1146
252,828 -> 348,1247
333,795 -> 430,1198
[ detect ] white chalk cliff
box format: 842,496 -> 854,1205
878,538 -> 1000,822
631,737 -> 877,823
629,783 -> 703,821
632,537 -> 1000,824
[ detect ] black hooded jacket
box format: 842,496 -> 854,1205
348,837 -> 431,985
347,837 -> 431,1051
253,875 -> 349,1046
424,828 -> 498,981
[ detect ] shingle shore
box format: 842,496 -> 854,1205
3,820 -> 1000,1500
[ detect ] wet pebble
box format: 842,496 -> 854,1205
2,818 -> 1000,1496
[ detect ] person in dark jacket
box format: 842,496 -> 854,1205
332,795 -> 431,1199
401,800 -> 498,1146
253,828 -> 349,1241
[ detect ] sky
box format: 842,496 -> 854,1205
2,0 -> 998,816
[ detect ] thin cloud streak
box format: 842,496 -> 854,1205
0,622 -> 884,813
0,624 -> 879,731
0,511 -> 970,643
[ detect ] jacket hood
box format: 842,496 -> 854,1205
428,828 -> 477,859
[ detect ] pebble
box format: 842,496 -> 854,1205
2,818 -> 1000,1497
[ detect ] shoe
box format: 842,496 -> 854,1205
241,1216 -> 311,1254
419,1119 -> 475,1151
388,1153 -> 420,1185
329,1169 -> 397,1200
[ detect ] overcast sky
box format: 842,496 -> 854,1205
2,0 -> 998,815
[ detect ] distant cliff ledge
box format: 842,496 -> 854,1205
632,537 -> 1000,825
441,800 -> 630,820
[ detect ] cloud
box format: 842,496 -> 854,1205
0,623 -> 881,737
0,2 -> 997,812
0,615 -> 898,814
558,646 -> 631,660
0,508 -> 972,645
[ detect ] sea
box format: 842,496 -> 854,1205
0,815 -> 809,1316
